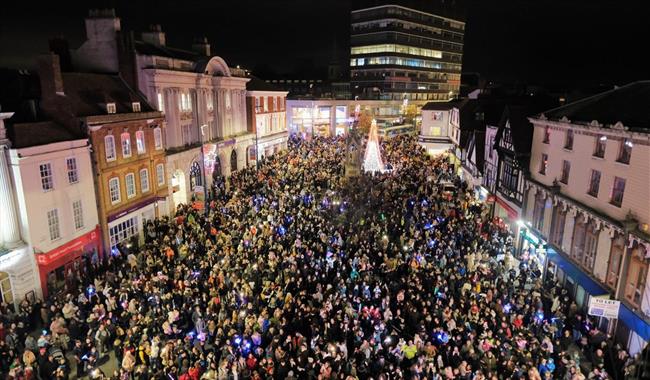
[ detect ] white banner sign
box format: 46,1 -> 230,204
588,297 -> 620,319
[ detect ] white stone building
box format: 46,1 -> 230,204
0,111 -> 100,303
133,35 -> 253,208
0,113 -> 34,308
524,82 -> 650,355
70,12 -> 254,211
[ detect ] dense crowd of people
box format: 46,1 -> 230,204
0,135 -> 642,379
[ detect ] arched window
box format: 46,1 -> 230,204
625,242 -> 648,307
571,214 -> 599,270
230,149 -> 238,173
607,233 -> 626,289
104,135 -> 116,161
583,222 -> 599,270
571,215 -> 587,262
189,161 -> 202,190
212,157 -> 222,181
549,204 -> 566,246
532,192 -> 546,231
121,132 -> 132,158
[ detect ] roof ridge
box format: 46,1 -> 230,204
537,81 -> 640,118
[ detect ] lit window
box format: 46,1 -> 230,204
136,130 -> 146,154
539,153 -> 548,175
180,93 -> 192,111
156,163 -> 165,186
125,173 -> 136,198
132,102 -> 141,112
154,127 -> 163,150
255,97 -> 261,113
560,160 -> 571,184
207,92 -> 214,111
350,44 -> 443,59
121,132 -> 131,158
140,169 -> 150,193
106,103 -> 116,114
109,177 -> 121,204
157,92 -> 165,113
47,209 -> 60,241
104,135 -> 116,161
73,200 -> 84,230
66,158 -> 78,184
594,135 -> 606,158
610,177 -> 626,207
617,138 -> 632,164
40,162 -> 54,191
263,97 -> 268,112
588,170 -> 601,197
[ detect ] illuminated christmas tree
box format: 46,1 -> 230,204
363,119 -> 385,174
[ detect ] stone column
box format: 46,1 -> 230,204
0,112 -> 21,247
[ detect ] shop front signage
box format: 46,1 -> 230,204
36,226 -> 100,266
495,196 -> 519,219
108,197 -> 157,223
588,296 -> 620,319
217,139 -> 236,149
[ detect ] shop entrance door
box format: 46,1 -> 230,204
64,260 -> 80,293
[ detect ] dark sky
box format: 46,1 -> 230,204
0,0 -> 647,87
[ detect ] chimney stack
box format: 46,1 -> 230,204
37,53 -> 64,97
192,36 -> 211,56
85,9 -> 121,43
142,24 -> 166,46
48,37 -> 73,72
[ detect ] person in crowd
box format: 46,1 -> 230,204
0,135 -> 637,379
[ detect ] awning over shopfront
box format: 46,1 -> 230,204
547,249 -> 608,296
619,303 -> 650,341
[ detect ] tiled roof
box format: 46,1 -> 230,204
134,40 -> 201,62
0,69 -> 85,148
421,99 -> 463,111
61,73 -> 155,117
496,96 -> 559,169
9,121 -> 84,149
247,77 -> 283,92
541,81 -> 650,131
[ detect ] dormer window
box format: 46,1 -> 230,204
106,103 -> 116,114
132,102 -> 141,112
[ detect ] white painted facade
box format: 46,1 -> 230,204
8,139 -> 100,300
0,113 -> 36,308
136,53 -> 253,212
8,140 -> 99,255
525,116 -> 650,355
0,113 -> 100,305
419,107 -> 453,155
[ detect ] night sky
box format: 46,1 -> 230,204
0,0 -> 647,87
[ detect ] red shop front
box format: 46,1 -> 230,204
36,225 -> 102,299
